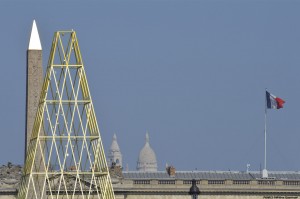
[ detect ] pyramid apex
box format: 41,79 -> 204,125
28,20 -> 42,50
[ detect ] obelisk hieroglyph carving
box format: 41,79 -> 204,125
25,20 -> 43,161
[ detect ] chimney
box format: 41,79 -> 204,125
166,166 -> 176,177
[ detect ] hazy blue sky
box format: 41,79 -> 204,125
1,0 -> 300,172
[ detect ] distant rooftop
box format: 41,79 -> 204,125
2,162 -> 300,192
122,170 -> 300,180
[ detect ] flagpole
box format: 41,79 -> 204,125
263,89 -> 268,178
262,90 -> 285,178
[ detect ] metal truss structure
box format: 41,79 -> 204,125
18,31 -> 115,199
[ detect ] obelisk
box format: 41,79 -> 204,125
25,20 -> 43,161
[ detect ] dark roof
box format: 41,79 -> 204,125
122,171 -> 300,180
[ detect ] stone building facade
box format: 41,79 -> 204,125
1,164 -> 300,199
111,170 -> 300,199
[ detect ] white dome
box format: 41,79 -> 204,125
137,133 -> 157,172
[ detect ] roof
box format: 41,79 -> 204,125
122,171 -> 300,180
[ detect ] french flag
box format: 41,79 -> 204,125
266,91 -> 285,109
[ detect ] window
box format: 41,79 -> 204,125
183,180 -> 200,185
208,180 -> 225,185
283,181 -> 300,186
158,180 -> 175,185
233,180 -> 250,185
134,180 -> 150,184
258,181 -> 275,185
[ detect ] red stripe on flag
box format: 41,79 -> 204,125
275,97 -> 285,109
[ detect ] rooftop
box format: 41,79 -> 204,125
122,170 -> 300,180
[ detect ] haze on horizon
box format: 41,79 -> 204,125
0,0 -> 300,172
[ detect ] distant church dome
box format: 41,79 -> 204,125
137,132 -> 157,172
108,134 -> 122,167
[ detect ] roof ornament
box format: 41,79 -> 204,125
145,131 -> 149,144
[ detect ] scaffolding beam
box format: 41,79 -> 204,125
18,31 -> 115,199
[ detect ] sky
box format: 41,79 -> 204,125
0,0 -> 300,172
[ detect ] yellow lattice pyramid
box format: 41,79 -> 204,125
18,31 -> 115,199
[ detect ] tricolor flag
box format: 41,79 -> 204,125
266,91 -> 285,109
